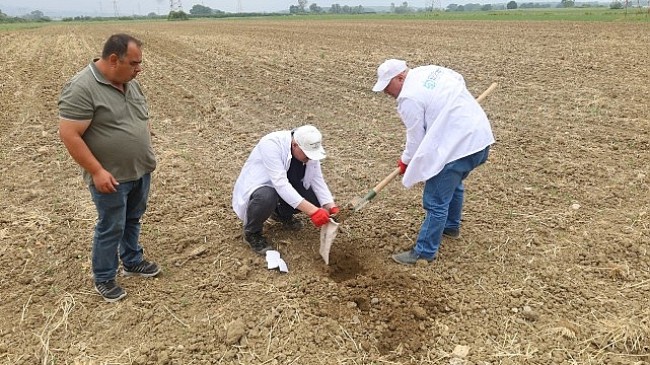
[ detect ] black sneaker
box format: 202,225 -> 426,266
123,260 -> 161,277
270,213 -> 303,231
443,228 -> 461,239
244,232 -> 273,255
95,280 -> 127,302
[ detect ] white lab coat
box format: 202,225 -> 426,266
397,66 -> 495,188
232,130 -> 334,221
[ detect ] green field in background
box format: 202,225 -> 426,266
0,23 -> 48,30
294,7 -> 650,22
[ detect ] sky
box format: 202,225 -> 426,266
0,0 -> 437,16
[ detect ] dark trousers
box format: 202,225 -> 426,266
244,186 -> 319,235
244,160 -> 319,235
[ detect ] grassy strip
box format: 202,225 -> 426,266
0,23 -> 48,31
293,8 -> 650,22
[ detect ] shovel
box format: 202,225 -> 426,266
334,82 -> 499,224
320,167 -> 400,263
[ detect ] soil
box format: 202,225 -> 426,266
0,19 -> 648,365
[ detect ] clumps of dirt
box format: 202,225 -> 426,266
311,270 -> 451,356
374,296 -> 450,354
324,250 -> 365,283
376,307 -> 427,354
225,319 -> 246,345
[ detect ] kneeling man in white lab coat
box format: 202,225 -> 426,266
232,125 -> 339,255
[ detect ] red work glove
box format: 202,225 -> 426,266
398,159 -> 408,175
329,206 -> 340,215
310,208 -> 330,228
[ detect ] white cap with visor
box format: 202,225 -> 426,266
372,59 -> 408,92
293,125 -> 326,161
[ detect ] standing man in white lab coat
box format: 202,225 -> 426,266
371,59 -> 494,265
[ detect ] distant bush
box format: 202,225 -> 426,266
520,2 -> 552,7
168,11 -> 189,21
0,15 -> 27,23
609,1 -> 623,8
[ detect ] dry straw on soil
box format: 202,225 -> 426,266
1,19 -> 648,365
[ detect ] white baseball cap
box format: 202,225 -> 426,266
372,59 -> 408,92
293,125 -> 326,161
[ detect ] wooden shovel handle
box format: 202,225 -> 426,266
372,167 -> 402,194
476,82 -> 498,103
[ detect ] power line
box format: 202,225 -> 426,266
169,0 -> 183,12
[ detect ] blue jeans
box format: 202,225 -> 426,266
89,173 -> 150,282
413,147 -> 490,259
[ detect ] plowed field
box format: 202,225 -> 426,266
1,19 -> 648,364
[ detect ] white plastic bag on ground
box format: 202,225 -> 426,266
319,218 -> 340,265
266,250 -> 288,273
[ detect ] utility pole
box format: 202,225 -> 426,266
113,0 -> 119,16
237,0 -> 243,12
169,0 -> 183,12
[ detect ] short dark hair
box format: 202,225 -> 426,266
101,33 -> 142,60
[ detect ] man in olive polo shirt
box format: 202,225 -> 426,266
58,33 -> 161,302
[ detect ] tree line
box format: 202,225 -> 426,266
0,0 -> 630,24
290,0 -> 623,12
0,9 -> 51,22
289,0 -> 366,13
